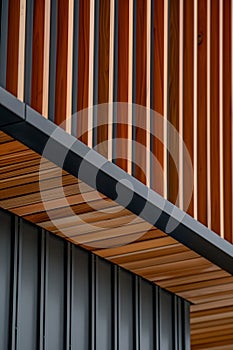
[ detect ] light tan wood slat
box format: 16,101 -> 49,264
191,306 -> 233,324
191,332 -> 233,346
0,140 -> 28,155
0,167 -> 68,189
24,199 -> 119,223
161,269 -> 227,288
191,290 -> 233,304
0,173 -> 76,200
95,236 -> 177,258
1,157 -> 46,174
132,257 -> 211,276
191,298 -> 233,312
39,205 -> 128,230
180,283 -> 233,299
191,316 -> 233,330
104,243 -> 189,264
119,250 -> 199,270
0,182 -> 95,209
0,150 -> 41,166
0,133 -> 14,143
147,265 -> 224,285
170,276 -> 233,293
0,160 -> 56,180
9,191 -> 108,216
70,221 -> 152,243
51,212 -> 139,235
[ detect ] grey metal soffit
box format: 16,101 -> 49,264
0,87 -> 233,275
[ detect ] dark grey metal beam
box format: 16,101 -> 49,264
0,87 -> 233,275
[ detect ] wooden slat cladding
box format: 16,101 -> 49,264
151,0 -> 164,195
183,0 -> 194,216
96,0 -> 110,158
222,0 -> 232,243
54,0 -> 69,127
197,0 -> 208,226
115,0 -> 129,171
209,0 -> 220,234
31,0 -> 45,113
77,0 -> 90,144
168,0 -> 179,206
6,0 -> 20,95
133,0 -> 147,184
1,0 -> 233,243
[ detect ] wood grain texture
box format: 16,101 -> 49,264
96,0 -> 110,158
31,0 -> 45,113
77,0 -> 90,144
210,0 -> 220,234
54,0 -> 69,127
183,0 -> 194,215
168,0 -> 179,204
134,0 -> 147,184
197,0 -> 207,226
151,0 -> 164,195
223,0 -> 232,243
6,0 -> 20,95
115,0 -> 129,171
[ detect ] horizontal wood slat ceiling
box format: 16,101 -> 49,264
0,129 -> 233,348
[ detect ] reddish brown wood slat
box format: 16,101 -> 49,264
151,0 -> 164,195
31,0 -> 45,113
54,0 -> 69,127
134,0 -> 147,184
6,0 -> 20,96
97,0 -> 110,158
183,0 -> 194,215
197,0 -> 207,226
115,0 -> 129,171
168,0 -> 179,204
210,0 -> 220,234
223,0 -> 232,243
77,0 -> 90,144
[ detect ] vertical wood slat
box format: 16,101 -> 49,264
107,0 -> 115,161
77,0 -> 90,144
168,0 -> 179,205
146,0 -> 151,188
223,0 -> 232,242
210,0 -> 220,234
179,0 -> 184,210
163,0 -> 169,200
127,0 -> 133,175
207,0 -> 211,229
17,0 -> 26,101
197,0 -> 207,226
134,0 -> 147,185
232,0 -> 233,243
151,0 -> 164,196
219,0 -> 224,238
31,0 -> 45,114
54,0 -> 69,127
183,0 -> 194,216
88,0 -> 95,148
97,0 -> 110,158
115,0 -> 129,171
66,0 -> 74,134
193,0 -> 198,220
42,0 -> 51,118
6,0 -> 20,96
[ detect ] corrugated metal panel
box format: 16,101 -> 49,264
0,207 -> 190,349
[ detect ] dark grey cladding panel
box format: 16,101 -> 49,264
0,208 -> 190,350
